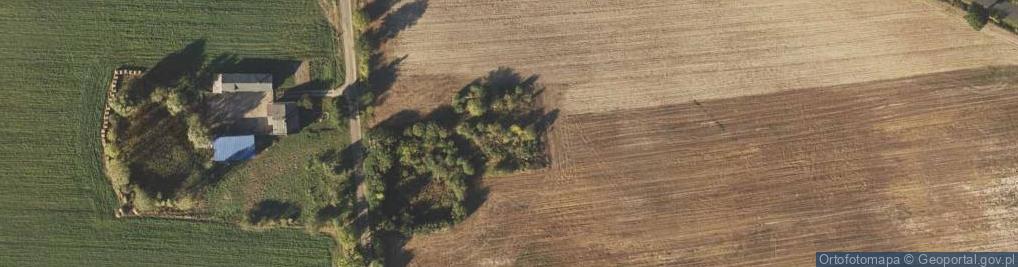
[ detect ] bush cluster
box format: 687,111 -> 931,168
347,72 -> 550,266
966,2 -> 989,30
452,79 -> 545,171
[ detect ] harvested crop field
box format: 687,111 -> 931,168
371,0 -> 1018,264
401,67 -> 1018,266
374,0 -> 1018,119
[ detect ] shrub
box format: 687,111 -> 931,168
362,129 -> 398,210
109,93 -> 140,117
105,157 -> 131,192
164,89 -> 186,116
130,186 -> 157,212
966,3 -> 989,30
185,114 -> 211,149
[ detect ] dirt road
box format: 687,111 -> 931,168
317,0 -> 362,144
329,0 -> 369,246
318,0 -> 366,243
319,0 -> 358,97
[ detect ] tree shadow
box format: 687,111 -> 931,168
375,109 -> 421,130
121,105 -> 199,201
368,54 -> 407,106
368,0 -> 429,45
249,199 -> 302,225
122,39 -> 207,105
379,230 -> 415,267
463,178 -> 490,218
323,141 -> 363,174
364,0 -> 400,21
280,79 -> 332,100
315,204 -> 345,224
346,54 -> 406,111
187,162 -> 238,194
349,0 -> 427,111
143,40 -> 208,87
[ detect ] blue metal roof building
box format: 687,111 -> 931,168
213,135 -> 256,162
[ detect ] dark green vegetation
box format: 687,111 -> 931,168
0,1 -> 338,265
967,2 -> 990,30
453,70 -> 548,172
104,42 -> 217,213
934,0 -> 1018,35
331,69 -> 555,266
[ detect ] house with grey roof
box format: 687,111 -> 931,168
209,73 -> 298,137
212,73 -> 274,94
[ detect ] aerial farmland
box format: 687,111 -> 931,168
4,0 -> 1018,266
374,0 -> 1018,265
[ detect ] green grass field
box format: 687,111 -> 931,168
0,1 -> 340,265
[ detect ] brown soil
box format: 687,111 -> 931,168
401,67 -> 1018,266
364,0 -> 1018,265
374,0 -> 1018,117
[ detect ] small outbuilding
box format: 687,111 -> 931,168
212,135 -> 256,162
268,102 -> 298,136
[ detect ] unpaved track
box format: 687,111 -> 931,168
320,0 -> 366,243
336,0 -> 357,96
319,0 -> 358,97
402,67 -> 1018,266
374,0 -> 1018,119
317,0 -> 362,147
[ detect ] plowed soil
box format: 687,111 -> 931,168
401,67 -> 1018,266
370,0 -> 1018,265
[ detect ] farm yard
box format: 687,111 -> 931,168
0,0 -> 338,265
362,0 -> 1018,266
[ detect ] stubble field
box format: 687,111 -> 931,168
371,0 -> 1018,265
375,0 -> 1018,118
402,66 -> 1018,266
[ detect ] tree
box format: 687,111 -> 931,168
966,2 -> 989,30
185,114 -> 211,149
164,89 -> 186,116
362,128 -> 398,210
